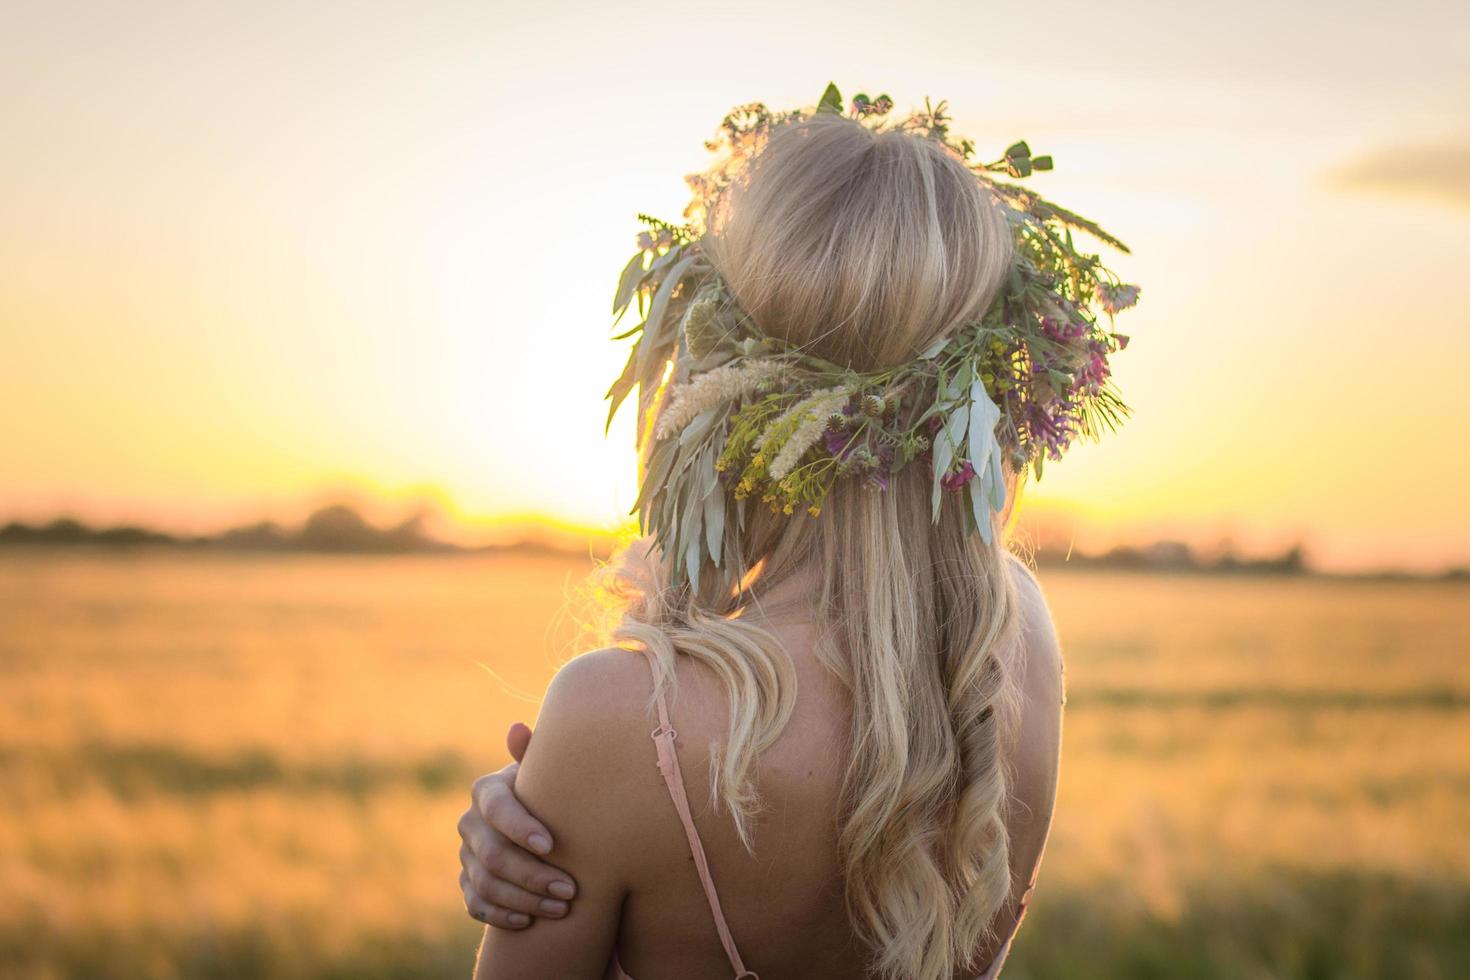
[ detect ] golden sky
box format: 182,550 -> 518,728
3,1 -> 1468,572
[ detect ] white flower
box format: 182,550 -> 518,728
1095,283 -> 1140,315
654,360 -> 783,440
768,388 -> 850,481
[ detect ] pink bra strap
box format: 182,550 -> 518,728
638,650 -> 757,980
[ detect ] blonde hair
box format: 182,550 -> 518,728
601,112 -> 1023,980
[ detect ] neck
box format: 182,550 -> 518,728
743,560 -> 824,625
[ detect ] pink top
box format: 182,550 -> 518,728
605,650 -> 1045,980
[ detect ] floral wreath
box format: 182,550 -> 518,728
605,83 -> 1139,591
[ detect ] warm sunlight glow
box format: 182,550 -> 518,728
2,2 -> 1467,572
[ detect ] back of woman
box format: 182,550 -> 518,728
462,84 -> 1138,980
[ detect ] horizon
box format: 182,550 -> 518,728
3,2 -> 1468,574
6,497 -> 1464,578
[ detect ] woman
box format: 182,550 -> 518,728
457,86 -> 1138,979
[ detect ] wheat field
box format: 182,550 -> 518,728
1,549 -> 1467,979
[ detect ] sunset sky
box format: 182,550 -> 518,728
3,0 -> 1468,572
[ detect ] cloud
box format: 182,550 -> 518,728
1330,139 -> 1470,213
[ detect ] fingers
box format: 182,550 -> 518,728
461,844 -> 571,918
473,765 -> 554,856
457,806 -> 577,898
458,772 -> 579,914
461,867 -> 532,929
506,722 -> 532,763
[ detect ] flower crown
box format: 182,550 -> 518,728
606,83 -> 1139,592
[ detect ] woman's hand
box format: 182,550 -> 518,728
458,723 -> 579,929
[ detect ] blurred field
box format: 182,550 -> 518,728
1,550 -> 1467,979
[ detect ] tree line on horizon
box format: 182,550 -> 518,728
0,504 -> 575,556
2,504 -> 1465,580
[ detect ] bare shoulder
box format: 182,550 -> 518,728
514,648 -> 665,880
474,651 -> 667,974
536,646 -> 657,734
1001,553 -> 1063,865
1006,554 -> 1064,705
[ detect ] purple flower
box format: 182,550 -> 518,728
824,427 -> 852,457
1041,315 -> 1086,343
941,460 -> 977,492
1076,345 -> 1112,393
1022,401 -> 1077,462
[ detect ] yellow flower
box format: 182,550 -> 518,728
751,453 -> 766,467
783,503 -> 795,515
807,505 -> 821,517
714,459 -> 727,472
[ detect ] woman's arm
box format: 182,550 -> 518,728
459,724 -> 580,929
472,650 -> 656,979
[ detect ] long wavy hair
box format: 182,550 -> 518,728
596,112 -> 1025,980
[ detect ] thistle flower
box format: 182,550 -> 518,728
655,361 -> 784,440
861,393 -> 886,417
682,297 -> 727,358
769,388 -> 851,480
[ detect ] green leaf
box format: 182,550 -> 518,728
604,342 -> 640,434
918,335 -> 949,360
931,369 -> 966,523
931,433 -> 949,523
703,475 -> 724,568
681,473 -> 704,592
967,480 -> 990,544
987,448 -> 1005,511
610,320 -> 644,341
817,82 -> 843,114
942,401 -> 970,464
679,407 -> 719,448
1007,157 -> 1033,179
1031,155 -> 1053,171
631,437 -> 678,516
645,254 -> 696,349
633,253 -> 697,387
1005,140 -> 1031,161
612,252 -> 646,317
966,376 -> 1005,543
